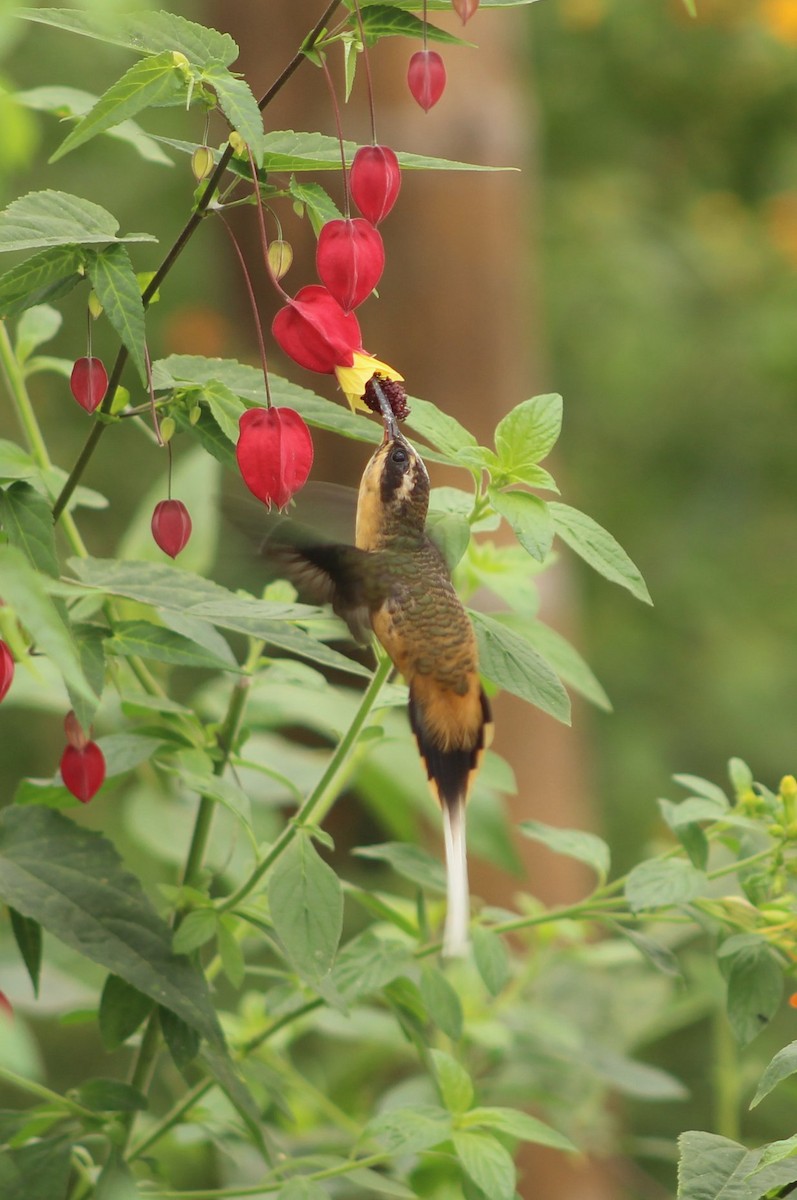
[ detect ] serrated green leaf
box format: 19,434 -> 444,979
18,9 -> 238,68
495,393 -> 562,471
471,925 -> 510,995
489,489 -> 553,562
50,52 -> 185,163
0,190 -> 155,252
217,916 -> 245,989
625,858 -> 707,913
353,841 -> 447,893
76,1078 -> 147,1113
0,246 -> 85,318
519,818 -> 610,882
105,620 -> 238,673
99,974 -> 153,1051
173,908 -> 218,956
268,833 -> 343,983
202,64 -> 264,162
751,1134 -> 797,1174
676,1129 -> 797,1200
330,931 -> 414,1001
420,964 -> 463,1040
365,1106 -> 452,1155
18,84 -> 174,165
466,1106 -> 576,1151
750,1040 -> 797,1109
726,944 -> 783,1047
0,545 -> 96,704
406,395 -> 477,454
96,1152 -> 141,1200
427,511 -> 471,572
359,4 -> 470,46
470,609 -> 570,724
550,501 -> 652,604
612,924 -> 682,978
200,1043 -> 269,1160
0,1136 -> 72,1200
430,1049 -> 474,1113
287,178 -> 343,236
0,807 -> 223,1045
159,1005 -> 200,1069
0,440 -> 37,481
198,379 -> 246,441
9,908 -> 41,997
453,1130 -> 516,1200
0,482 -> 60,577
506,616 -> 611,711
86,244 -> 146,383
278,1180 -> 328,1200
14,304 -> 62,362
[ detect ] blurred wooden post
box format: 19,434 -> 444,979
211,3 -> 613,1194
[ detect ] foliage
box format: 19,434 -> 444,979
0,4 -> 796,1200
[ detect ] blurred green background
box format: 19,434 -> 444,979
3,0 -> 797,1192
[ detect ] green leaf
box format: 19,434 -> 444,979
287,178 -> 343,236
217,915 -> 245,989
172,908 -> 218,955
50,52 -> 185,163
465,1106 -> 576,1152
278,1181 -> 328,1200
0,439 -> 37,481
268,833 -> 343,983
19,84 -> 173,165
365,1106 -> 452,1155
86,244 -> 146,383
471,926 -> 510,995
549,502 -> 652,604
202,64 -> 264,163
612,924 -> 682,978
0,246 -> 84,318
96,1153 -> 141,1200
105,620 -> 238,673
625,858 -> 707,913
198,379 -> 246,441
420,964 -> 463,1040
519,818 -> 610,883
750,1040 -> 797,1109
200,1042 -> 269,1159
676,1130 -> 797,1200
470,609 -> 571,724
330,931 -> 413,1001
0,482 -> 59,577
406,394 -> 478,455
495,393 -> 562,472
9,908 -> 41,997
0,807 -> 223,1046
99,974 -> 153,1051
0,545 -> 96,705
353,841 -> 447,893
453,1131 -> 516,1200
752,1134 -> 797,1174
359,5 -> 470,45
681,0 -> 697,15
426,512 -> 471,572
0,190 -> 155,252
489,489 -> 553,562
76,1078 -> 147,1113
511,617 -> 611,711
14,304 -> 62,362
159,1006 -> 200,1070
430,1049 -> 474,1113
18,9 -> 238,68
0,1136 -> 72,1200
726,944 -> 783,1047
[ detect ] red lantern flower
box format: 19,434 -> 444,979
236,407 -> 314,510
70,357 -> 109,413
272,285 -> 362,374
452,0 -> 479,22
316,218 -> 385,313
151,499 -> 192,559
61,713 -> 105,803
0,641 -> 14,703
350,146 -> 402,226
407,50 -> 447,112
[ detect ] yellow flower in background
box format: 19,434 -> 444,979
760,0 -> 797,43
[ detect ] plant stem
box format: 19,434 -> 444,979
0,1064 -> 96,1120
219,650 -> 392,913
51,0 -> 343,523
711,1001 -> 741,1140
147,1152 -> 388,1199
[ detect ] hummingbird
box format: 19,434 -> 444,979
273,384 -> 492,956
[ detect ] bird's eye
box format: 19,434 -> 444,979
390,446 -> 407,466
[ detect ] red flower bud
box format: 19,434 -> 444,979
0,991 -> 12,1021
407,50 -> 447,112
60,741 -> 106,803
64,709 -> 89,751
272,285 -> 362,374
236,407 -> 314,510
151,499 -> 193,559
316,218 -> 385,313
350,146 -> 402,226
452,0 -> 479,22
0,641 -> 14,703
70,356 -> 109,413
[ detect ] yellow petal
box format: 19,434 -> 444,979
335,352 -> 404,413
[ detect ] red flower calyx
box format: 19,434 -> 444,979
350,146 -> 402,226
0,641 -> 14,703
316,218 -> 385,313
407,50 -> 447,112
272,285 -> 362,374
70,357 -> 109,413
151,499 -> 192,559
236,407 -> 314,510
61,712 -> 105,803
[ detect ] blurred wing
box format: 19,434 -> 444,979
268,537 -> 376,645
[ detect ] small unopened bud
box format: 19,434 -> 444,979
159,416 -> 176,443
70,357 -> 108,414
781,775 -> 797,798
228,132 -> 246,157
151,499 -> 192,558
192,145 -> 214,182
172,51 -> 190,70
189,404 -> 202,426
88,290 -> 103,319
0,641 -> 14,703
268,239 -> 293,281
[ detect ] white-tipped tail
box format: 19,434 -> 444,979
442,801 -> 470,957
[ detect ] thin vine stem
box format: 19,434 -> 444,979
51,0 -> 343,523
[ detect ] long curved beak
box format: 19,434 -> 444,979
370,378 -> 400,441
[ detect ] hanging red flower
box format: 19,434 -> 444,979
236,407 -> 314,509
316,218 -> 385,312
350,145 -> 402,226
